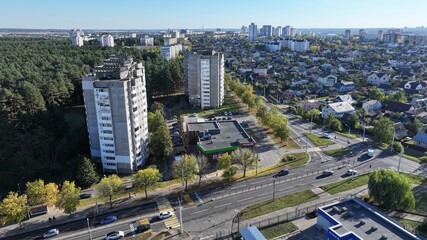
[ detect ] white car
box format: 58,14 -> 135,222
43,229 -> 59,238
367,149 -> 374,157
105,231 -> 125,240
346,169 -> 358,175
159,211 -> 173,220
322,133 -> 332,139
322,170 -> 334,176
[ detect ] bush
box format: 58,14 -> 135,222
282,155 -> 296,162
392,142 -> 404,153
419,156 -> 427,163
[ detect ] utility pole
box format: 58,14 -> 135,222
310,113 -> 313,134
362,122 -> 366,142
87,218 -> 92,240
93,189 -> 98,215
17,183 -> 21,195
179,206 -> 184,233
391,127 -> 396,151
398,149 -> 403,172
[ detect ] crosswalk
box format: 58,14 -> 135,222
155,197 -> 181,229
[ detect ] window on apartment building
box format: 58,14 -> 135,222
105,156 -> 115,160
101,117 -> 111,121
104,137 -> 114,141
104,150 -> 115,154
103,130 -> 113,134
105,163 -> 116,166
104,143 -> 114,147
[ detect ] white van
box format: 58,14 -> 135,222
367,149 -> 374,157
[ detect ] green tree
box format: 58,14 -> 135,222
0,192 -> 28,228
323,114 -> 335,129
45,182 -> 59,208
98,175 -> 123,208
75,155 -> 99,188
232,149 -> 257,177
172,154 -> 199,190
56,181 -> 81,216
133,166 -> 162,199
372,117 -> 394,144
25,179 -> 46,206
149,123 -> 173,164
347,113 -> 360,130
330,118 -> 343,132
306,109 -> 321,122
18,81 -> 46,114
150,102 -> 164,113
368,88 -> 385,102
222,166 -> 238,181
386,92 -> 407,103
196,156 -> 209,186
368,170 -> 415,210
274,119 -> 290,142
148,110 -> 166,133
217,153 -> 236,180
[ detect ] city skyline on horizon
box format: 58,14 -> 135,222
1,0 -> 426,30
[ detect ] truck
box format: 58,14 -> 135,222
367,149 -> 374,157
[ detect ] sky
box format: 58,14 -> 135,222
1,0 -> 426,29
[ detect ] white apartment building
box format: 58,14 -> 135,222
160,44 -> 182,60
273,26 -> 282,37
184,50 -> 224,109
280,38 -> 310,52
69,29 -> 84,47
82,55 -> 148,174
98,34 -> 115,47
140,35 -> 154,46
248,23 -> 257,42
265,41 -> 281,52
164,37 -> 178,46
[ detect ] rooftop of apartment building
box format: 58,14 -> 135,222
92,55 -> 136,80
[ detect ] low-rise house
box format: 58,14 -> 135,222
298,100 -> 322,112
378,84 -> 398,95
362,99 -> 382,112
334,81 -> 355,93
413,132 -> 427,149
336,94 -> 356,104
393,122 -> 408,139
384,101 -> 417,115
367,71 -> 390,85
321,102 -> 355,118
317,73 -> 337,87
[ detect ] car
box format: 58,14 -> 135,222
190,113 -> 198,117
159,211 -> 173,220
401,137 -> 412,142
322,170 -> 334,176
100,215 -> 117,225
228,111 -> 233,116
322,133 -> 332,139
346,169 -> 358,175
224,111 -> 228,116
105,231 -> 125,240
43,229 -> 59,238
367,149 -> 374,157
275,169 -> 289,177
79,193 -> 92,199
136,224 -> 151,233
227,116 -> 233,120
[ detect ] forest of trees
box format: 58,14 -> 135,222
0,37 -> 183,195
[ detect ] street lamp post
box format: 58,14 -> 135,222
345,124 -> 351,145
361,122 -> 366,142
179,206 -> 184,234
87,218 -> 92,240
272,178 -> 276,200
234,210 -> 241,232
310,113 -> 313,134
398,149 -> 403,172
17,183 -> 21,195
391,127 -> 396,151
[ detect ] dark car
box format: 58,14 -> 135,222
79,193 -> 92,199
275,169 -> 289,177
136,224 -> 151,233
100,215 -> 117,225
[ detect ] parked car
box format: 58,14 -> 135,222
159,211 -> 173,220
367,149 -> 374,157
346,169 -> 357,175
275,169 -> 289,177
322,133 -> 332,139
224,111 -> 228,116
79,193 -> 92,199
105,231 -> 125,240
100,215 -> 117,225
322,170 -> 334,176
43,229 -> 59,238
401,137 -> 412,142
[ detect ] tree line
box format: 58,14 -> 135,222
0,37 -> 183,195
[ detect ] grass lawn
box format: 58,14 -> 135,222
398,219 -> 427,237
321,175 -> 369,195
281,153 -> 310,168
335,131 -> 359,139
401,173 -> 426,185
304,133 -> 335,146
132,232 -> 152,240
323,147 -> 352,157
260,221 -> 298,239
403,151 -> 424,163
240,190 -> 319,220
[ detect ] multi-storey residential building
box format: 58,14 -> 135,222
241,25 -> 248,34
69,29 -> 84,47
261,25 -> 272,37
248,23 -> 257,42
160,44 -> 182,60
164,37 -> 178,46
282,26 -> 297,37
140,35 -> 154,46
383,33 -> 404,44
264,41 -> 281,52
344,29 -> 351,39
280,38 -> 310,52
184,50 -> 224,109
82,55 -> 148,174
274,26 -> 282,37
98,34 -> 115,47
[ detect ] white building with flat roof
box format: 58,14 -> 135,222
69,29 -> 84,47
160,44 -> 182,60
140,35 -> 154,46
82,55 -> 148,174
321,102 -> 355,118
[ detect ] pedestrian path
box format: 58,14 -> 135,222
155,197 -> 181,229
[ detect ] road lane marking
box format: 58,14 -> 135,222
250,180 -> 266,185
231,185 -> 245,190
195,192 -> 203,203
214,202 -> 232,209
193,209 -> 209,214
258,192 -> 271,197
237,197 -> 254,203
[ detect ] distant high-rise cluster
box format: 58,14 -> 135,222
69,29 -> 84,47
82,55 -> 149,174
184,50 -> 224,109
98,34 -> 115,47
246,23 -> 301,42
248,23 -> 257,42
